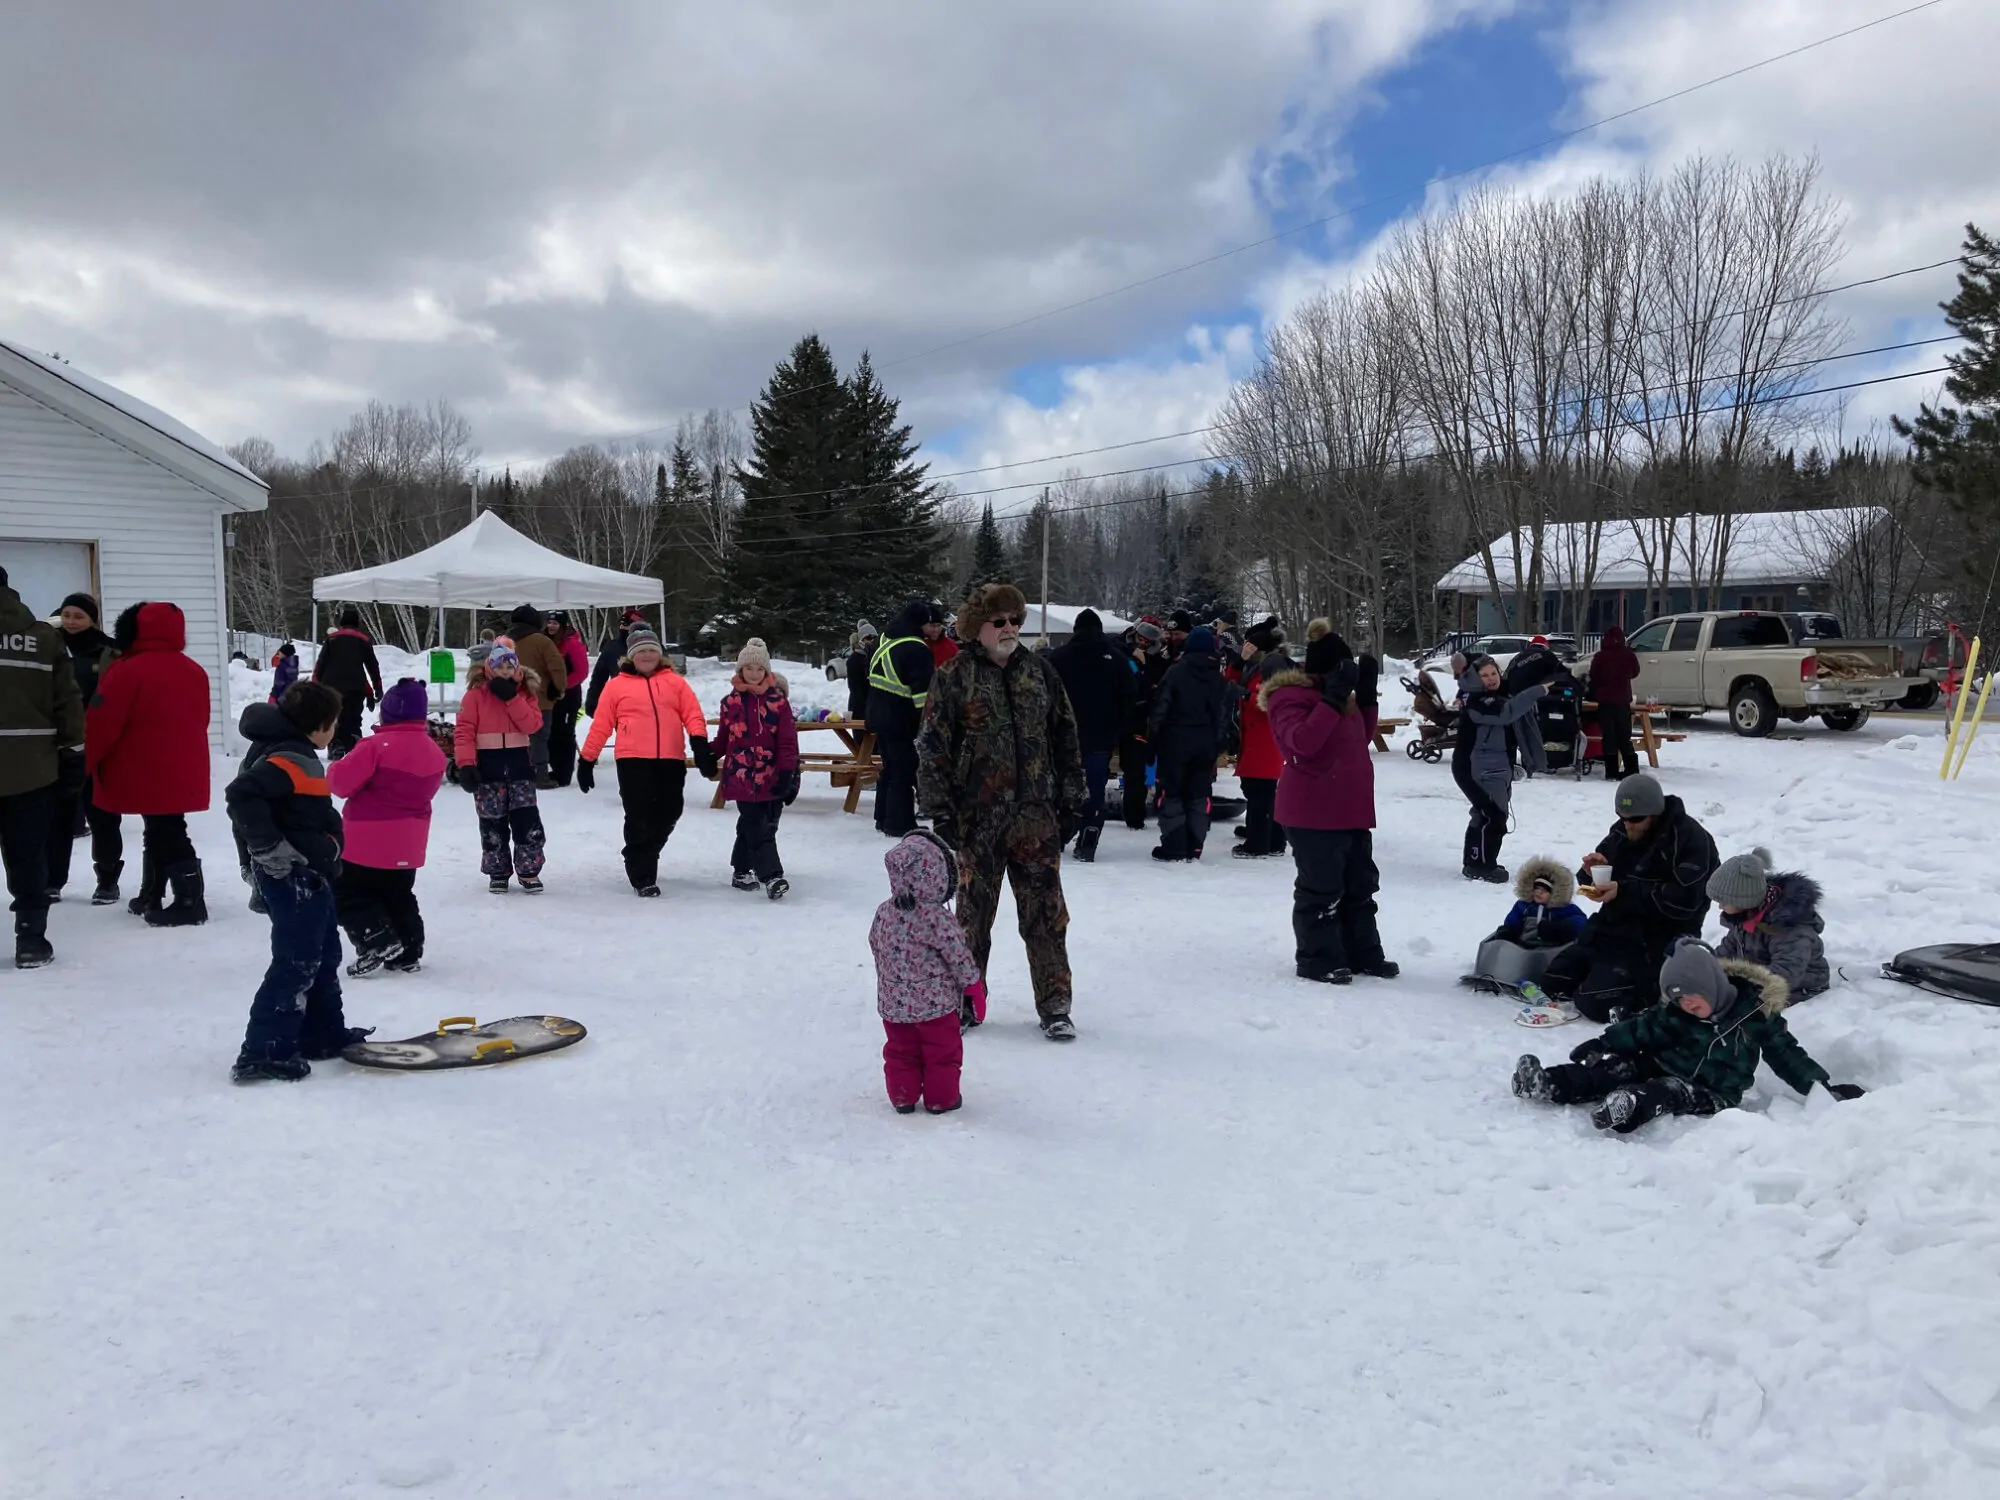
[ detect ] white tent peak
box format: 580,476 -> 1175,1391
312,511 -> 664,610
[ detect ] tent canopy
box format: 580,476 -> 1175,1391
312,511 -> 665,609
1022,603 -> 1133,638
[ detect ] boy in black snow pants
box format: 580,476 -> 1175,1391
1514,941 -> 1863,1133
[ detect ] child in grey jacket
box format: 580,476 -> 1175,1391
1708,848 -> 1830,999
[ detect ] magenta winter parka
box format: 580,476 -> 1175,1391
1261,669 -> 1377,831
713,672 -> 800,803
327,718 -> 448,869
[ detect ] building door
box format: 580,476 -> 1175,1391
0,538 -> 97,618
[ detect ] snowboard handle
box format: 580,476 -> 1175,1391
474,1038 -> 518,1059
437,1016 -> 479,1033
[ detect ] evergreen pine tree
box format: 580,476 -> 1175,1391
1011,491 -> 1052,598
1895,225 -> 2000,623
969,502 -> 1008,589
729,334 -> 853,647
843,350 -> 943,613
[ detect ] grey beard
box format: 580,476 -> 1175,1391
986,637 -> 1020,663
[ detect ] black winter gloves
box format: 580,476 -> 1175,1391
690,736 -> 718,780
776,769 -> 801,806
1356,654 -> 1381,711
1059,806 -> 1084,845
457,764 -> 481,793
1322,659 -> 1359,710
1569,1036 -> 1612,1064
488,677 -> 519,702
57,749 -> 86,793
576,759 -> 596,794
1826,1083 -> 1866,1101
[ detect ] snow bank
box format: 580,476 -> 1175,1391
10,708 -> 2000,1497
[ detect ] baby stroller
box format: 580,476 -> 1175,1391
1535,673 -> 1584,778
1402,671 -> 1457,763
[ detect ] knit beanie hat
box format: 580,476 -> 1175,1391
485,637 -> 520,673
1184,627 -> 1217,656
1132,621 -> 1164,645
1659,939 -> 1735,1017
737,637 -> 772,672
379,678 -> 429,724
625,624 -> 663,656
60,591 -> 101,623
1244,615 -> 1284,652
1531,871 -> 1555,894
1708,847 -> 1773,910
1168,609 -> 1195,634
1303,628 -> 1353,676
467,642 -> 492,666
510,603 -> 545,632
1614,772 -> 1666,818
857,619 -> 878,640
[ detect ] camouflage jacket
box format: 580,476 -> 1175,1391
917,646 -> 1087,831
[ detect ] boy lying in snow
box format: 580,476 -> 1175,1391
1512,940 -> 1863,1133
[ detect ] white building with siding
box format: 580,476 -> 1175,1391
0,340 -> 268,749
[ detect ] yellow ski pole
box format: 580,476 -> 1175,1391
1949,661 -> 1993,780
1941,635 -> 1981,779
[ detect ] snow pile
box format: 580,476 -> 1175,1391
10,711 -> 2000,1496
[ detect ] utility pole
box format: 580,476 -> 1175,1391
1039,486 -> 1051,648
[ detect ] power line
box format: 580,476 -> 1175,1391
264,256 -> 1959,519
568,0 -> 1951,446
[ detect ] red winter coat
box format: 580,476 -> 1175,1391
713,673 -> 800,803
1227,652 -> 1286,781
557,629 -> 590,696
1262,669 -> 1376,831
1587,626 -> 1641,707
85,602 -> 212,815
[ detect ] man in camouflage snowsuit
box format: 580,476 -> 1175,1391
917,582 -> 1089,1040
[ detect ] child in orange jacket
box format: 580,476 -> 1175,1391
453,638 -> 547,893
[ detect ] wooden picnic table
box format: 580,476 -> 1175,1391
1584,701 -> 1682,769
707,717 -> 880,814
1371,717 -> 1409,753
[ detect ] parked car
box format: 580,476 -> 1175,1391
1580,610 -> 1909,736
1780,612 -> 1953,710
1412,631 -> 1481,669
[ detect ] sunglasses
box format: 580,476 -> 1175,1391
1619,814 -> 1651,825
987,614 -> 1025,629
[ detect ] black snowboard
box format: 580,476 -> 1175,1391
1881,943 -> 2000,1007
343,1015 -> 588,1071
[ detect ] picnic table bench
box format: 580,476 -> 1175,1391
1585,701 -> 1682,768
707,717 -> 881,813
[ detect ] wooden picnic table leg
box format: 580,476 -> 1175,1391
838,728 -> 877,815
711,779 -> 726,810
1641,710 -> 1661,768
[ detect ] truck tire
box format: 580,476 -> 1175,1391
1820,707 -> 1871,732
1898,682 -> 1940,712
1729,683 -> 1779,737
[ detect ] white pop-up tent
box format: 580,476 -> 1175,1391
311,511 -> 664,642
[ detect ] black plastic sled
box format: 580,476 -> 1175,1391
1881,944 -> 2000,1007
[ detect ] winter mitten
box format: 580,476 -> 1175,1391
1826,1083 -> 1866,1101
1568,1036 -> 1612,1065
576,759 -> 596,794
1058,806 -> 1083,845
57,749 -> 86,793
489,677 -> 519,702
457,764 -> 481,793
964,979 -> 988,1027
776,768 -> 801,805
1322,659 -> 1358,710
250,841 -> 304,880
690,736 -> 718,779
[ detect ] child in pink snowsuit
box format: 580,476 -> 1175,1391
870,830 -> 983,1115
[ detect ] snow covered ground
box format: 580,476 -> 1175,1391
8,683 -> 2000,1498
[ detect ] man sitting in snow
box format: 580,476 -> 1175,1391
1512,940 -> 1863,1133
1535,773 -> 1719,1023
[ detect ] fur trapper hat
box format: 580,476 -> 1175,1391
956,582 -> 1027,644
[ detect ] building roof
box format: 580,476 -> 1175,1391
1434,508 -> 1889,593
1022,603 -> 1134,637
0,337 -> 267,510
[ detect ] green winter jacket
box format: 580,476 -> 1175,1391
1597,958 -> 1829,1107
916,645 -> 1087,836
0,584 -> 86,798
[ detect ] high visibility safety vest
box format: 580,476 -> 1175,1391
868,636 -> 928,708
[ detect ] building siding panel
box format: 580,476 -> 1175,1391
0,384 -> 236,750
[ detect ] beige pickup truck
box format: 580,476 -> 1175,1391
1611,610 -> 1911,736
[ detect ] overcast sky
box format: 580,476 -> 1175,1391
1,0 -> 1986,516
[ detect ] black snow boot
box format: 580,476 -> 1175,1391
1462,863 -> 1510,884
127,853 -> 165,917
732,871 -> 760,891
146,860 -> 207,927
299,1026 -> 376,1061
345,940 -> 405,979
1073,824 -> 1102,863
765,877 -> 790,900
1297,966 -> 1353,985
92,861 -> 123,906
1356,959 -> 1401,979
1512,1054 -> 1554,1101
231,1046 -> 312,1084
15,918 -> 53,970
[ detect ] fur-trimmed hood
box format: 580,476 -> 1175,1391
1759,872 -> 1822,928
1719,956 -> 1791,1017
1513,856 -> 1574,905
1257,666 -> 1315,713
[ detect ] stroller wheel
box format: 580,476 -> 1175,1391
1405,739 -> 1423,760
1423,744 -> 1444,763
